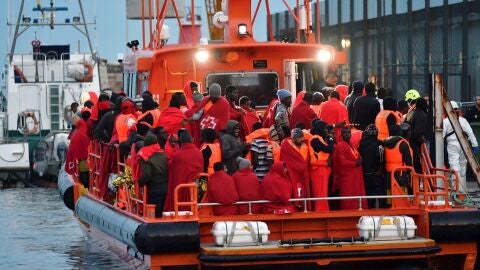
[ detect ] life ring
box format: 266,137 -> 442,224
76,63 -> 93,82
17,111 -> 40,135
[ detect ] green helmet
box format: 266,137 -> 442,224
405,89 -> 420,103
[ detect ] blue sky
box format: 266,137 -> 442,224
1,0 -> 298,67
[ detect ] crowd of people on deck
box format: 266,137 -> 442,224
64,73 -> 479,217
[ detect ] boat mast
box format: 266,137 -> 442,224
77,0 -> 94,55
9,0 -> 25,63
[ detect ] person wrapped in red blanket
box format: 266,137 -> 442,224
207,162 -> 239,216
191,83 -> 230,133
260,161 -> 295,214
232,158 -> 262,214
163,129 -> 203,212
280,128 -> 310,211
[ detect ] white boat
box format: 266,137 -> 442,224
2,0 -> 101,181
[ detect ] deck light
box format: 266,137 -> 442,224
238,23 -> 248,36
22,16 -> 31,23
316,49 -> 332,63
341,38 -> 351,49
72,16 -> 81,24
195,49 -> 209,63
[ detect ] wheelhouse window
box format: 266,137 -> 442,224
206,72 -> 279,108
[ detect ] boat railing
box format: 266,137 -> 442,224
391,166 -> 451,209
198,195 -> 416,215
12,53 -> 48,83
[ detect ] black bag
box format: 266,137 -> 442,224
444,131 -> 455,168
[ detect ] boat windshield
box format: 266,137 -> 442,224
206,72 -> 278,108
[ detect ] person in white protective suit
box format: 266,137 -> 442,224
443,101 -> 479,193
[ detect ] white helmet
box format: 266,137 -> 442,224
450,101 -> 459,110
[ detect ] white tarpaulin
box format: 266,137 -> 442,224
126,0 -> 186,19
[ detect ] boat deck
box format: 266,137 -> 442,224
199,237 -> 440,266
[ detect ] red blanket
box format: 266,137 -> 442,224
138,144 -> 163,161
65,119 -> 89,175
290,100 -> 317,129
333,141 -> 367,210
241,109 -> 260,136
262,99 -> 279,128
207,171 -> 239,215
232,168 -> 261,214
163,143 -> 203,212
197,97 -> 230,133
260,162 -> 295,214
319,99 -> 349,141
280,139 -> 310,209
158,107 -> 187,136
185,103 -> 202,147
183,81 -> 194,109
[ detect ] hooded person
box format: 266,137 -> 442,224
290,92 -> 318,130
183,81 -> 198,109
309,120 -> 335,211
157,92 -> 189,136
280,128 -> 310,210
334,84 -> 349,103
185,91 -> 204,146
344,80 -> 364,122
89,92 -> 112,138
65,118 -> 90,188
207,162 -> 239,216
260,162 -> 296,214
359,124 -> 386,208
114,98 -> 137,144
163,129 -> 203,212
192,83 -> 230,133
137,134 -> 168,217
443,101 -> 478,193
310,92 -> 324,116
232,158 -> 262,214
333,127 -> 367,210
220,120 -> 245,175
318,91 -> 349,141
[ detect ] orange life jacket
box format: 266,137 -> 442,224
200,142 -> 222,175
116,114 -> 136,143
308,135 -> 330,167
385,138 -> 413,172
270,140 -> 281,162
137,109 -> 161,127
288,140 -> 309,161
375,110 -> 401,140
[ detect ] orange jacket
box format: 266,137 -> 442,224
201,143 -> 222,176
375,110 -> 401,140
309,135 -> 330,167
137,109 -> 161,127
385,138 -> 412,172
116,114 -> 136,143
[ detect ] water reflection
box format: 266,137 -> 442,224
0,188 -> 131,270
